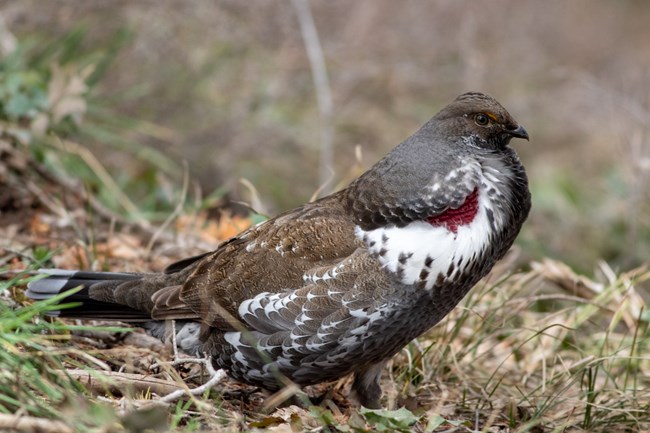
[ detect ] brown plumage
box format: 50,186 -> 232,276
27,92 -> 531,408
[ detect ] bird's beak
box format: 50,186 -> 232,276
508,125 -> 529,141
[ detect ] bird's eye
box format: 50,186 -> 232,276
474,113 -> 490,126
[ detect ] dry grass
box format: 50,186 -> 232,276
1,188 -> 648,432
398,257 -> 650,431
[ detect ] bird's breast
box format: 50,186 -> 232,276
356,187 -> 500,291
426,188 -> 479,233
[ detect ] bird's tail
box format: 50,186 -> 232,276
26,269 -> 152,321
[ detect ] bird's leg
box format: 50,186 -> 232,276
351,360 -> 387,409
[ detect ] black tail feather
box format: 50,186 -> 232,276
26,269 -> 152,321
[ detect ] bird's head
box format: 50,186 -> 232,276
433,92 -> 529,151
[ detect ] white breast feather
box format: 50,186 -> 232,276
356,181 -> 502,290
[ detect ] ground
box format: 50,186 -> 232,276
1,147 -> 649,432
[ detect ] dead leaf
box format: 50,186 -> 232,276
29,213 -> 51,236
175,212 -> 251,243
48,63 -> 93,125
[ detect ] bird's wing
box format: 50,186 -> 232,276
346,155 -> 484,230
150,193 -> 362,328
205,248 -> 421,385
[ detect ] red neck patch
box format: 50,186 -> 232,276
426,188 -> 479,233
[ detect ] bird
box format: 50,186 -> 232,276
26,92 -> 531,409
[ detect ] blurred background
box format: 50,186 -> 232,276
1,0 -> 649,273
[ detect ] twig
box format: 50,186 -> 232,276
239,178 -> 267,216
25,180 -> 94,245
27,156 -> 157,237
291,0 -> 334,194
145,161 -> 190,258
262,383 -> 305,412
171,319 -> 179,360
158,357 -> 226,403
150,357 -> 209,371
0,414 -> 73,433
66,369 -> 185,396
309,166 -> 336,203
51,137 -> 150,227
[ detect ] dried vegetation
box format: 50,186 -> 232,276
1,1 -> 649,431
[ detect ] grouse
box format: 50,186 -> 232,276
26,92 -> 531,408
